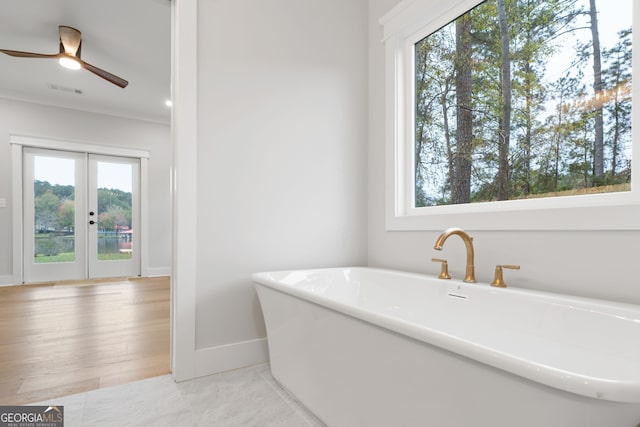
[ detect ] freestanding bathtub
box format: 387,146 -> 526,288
253,267 -> 640,427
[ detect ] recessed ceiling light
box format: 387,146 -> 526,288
165,100 -> 173,107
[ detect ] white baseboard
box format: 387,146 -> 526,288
187,337 -> 269,381
146,267 -> 171,277
0,275 -> 16,286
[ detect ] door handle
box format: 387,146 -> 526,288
89,220 -> 95,225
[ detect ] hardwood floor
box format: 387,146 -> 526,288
0,276 -> 170,405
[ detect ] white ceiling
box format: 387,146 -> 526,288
0,0 -> 171,123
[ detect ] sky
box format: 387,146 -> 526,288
545,0 -> 632,84
97,162 -> 133,193
34,155 -> 133,193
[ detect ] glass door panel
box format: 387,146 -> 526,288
33,155 -> 76,263
23,148 -> 86,282
96,161 -> 134,261
88,155 -> 140,278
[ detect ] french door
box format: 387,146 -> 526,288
23,148 -> 141,282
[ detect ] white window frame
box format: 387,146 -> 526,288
380,0 -> 640,230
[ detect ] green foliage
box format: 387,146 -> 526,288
98,253 -> 133,261
34,191 -> 60,231
98,211 -> 115,231
97,188 -> 132,214
57,200 -> 75,231
98,205 -> 131,231
414,0 -> 632,207
32,181 -> 132,232
34,180 -> 74,200
34,252 -> 75,263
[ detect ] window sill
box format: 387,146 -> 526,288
386,194 -> 640,231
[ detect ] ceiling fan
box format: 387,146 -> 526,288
0,25 -> 128,88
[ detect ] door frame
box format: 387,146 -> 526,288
10,134 -> 150,284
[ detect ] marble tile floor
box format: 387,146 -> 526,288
32,363 -> 325,427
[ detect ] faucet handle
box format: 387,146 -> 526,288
431,258 -> 451,280
491,265 -> 520,288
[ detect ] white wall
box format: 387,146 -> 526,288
192,0 -> 368,361
0,98 -> 172,282
368,0 -> 640,305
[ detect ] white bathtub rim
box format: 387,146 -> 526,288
253,266 -> 640,311
252,267 -> 640,404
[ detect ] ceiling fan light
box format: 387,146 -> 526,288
59,56 -> 81,70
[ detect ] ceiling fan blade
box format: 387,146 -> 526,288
59,26 -> 82,56
0,49 -> 59,59
3,26 -> 129,89
80,60 -> 129,88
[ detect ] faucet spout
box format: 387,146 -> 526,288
433,227 -> 476,283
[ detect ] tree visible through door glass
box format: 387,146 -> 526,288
96,161 -> 134,261
33,156 -> 76,263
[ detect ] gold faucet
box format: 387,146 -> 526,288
433,227 -> 476,283
431,258 -> 451,280
491,264 -> 520,287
